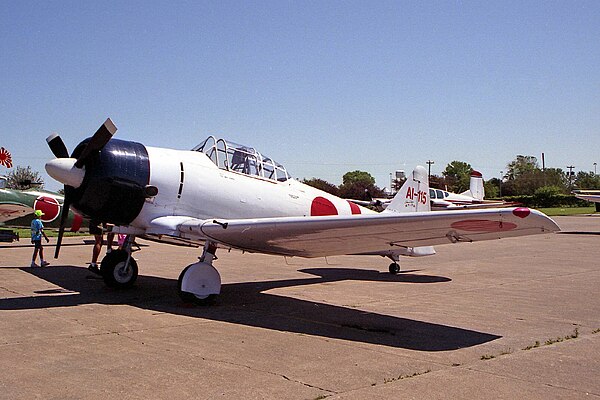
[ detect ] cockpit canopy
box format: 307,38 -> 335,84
429,188 -> 450,199
193,136 -> 291,182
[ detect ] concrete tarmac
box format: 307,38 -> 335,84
0,215 -> 599,399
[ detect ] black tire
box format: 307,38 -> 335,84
177,265 -> 217,306
389,262 -> 400,274
596,202 -> 600,212
100,250 -> 138,288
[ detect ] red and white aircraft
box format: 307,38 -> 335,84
45,119 -> 559,304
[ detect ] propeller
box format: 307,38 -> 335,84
46,118 -> 118,257
54,197 -> 71,258
74,118 -> 117,168
46,133 -> 69,158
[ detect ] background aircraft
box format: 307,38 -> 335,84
429,171 -> 518,210
0,176 -> 84,232
354,171 -> 517,211
572,190 -> 600,212
44,118 -> 559,305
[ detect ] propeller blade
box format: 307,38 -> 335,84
74,118 -> 117,168
46,133 -> 69,158
54,198 -> 70,258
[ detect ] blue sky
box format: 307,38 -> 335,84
1,1 -> 599,191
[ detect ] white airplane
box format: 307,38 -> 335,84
44,119 -> 559,304
354,171 -> 514,211
430,171 -> 515,210
572,190 -> 600,212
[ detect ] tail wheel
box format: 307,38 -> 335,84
100,250 -> 138,288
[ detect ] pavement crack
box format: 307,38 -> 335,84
465,366 -> 600,398
116,329 -> 337,394
0,285 -> 27,296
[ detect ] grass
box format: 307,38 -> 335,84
383,369 -> 431,384
536,206 -> 597,216
10,227 -> 89,238
480,348 -> 512,361
523,341 -> 541,351
523,328 -> 579,351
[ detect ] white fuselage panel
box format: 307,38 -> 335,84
131,147 -> 373,229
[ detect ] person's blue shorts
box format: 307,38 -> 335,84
32,239 -> 42,249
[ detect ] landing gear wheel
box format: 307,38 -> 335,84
100,250 -> 138,288
389,262 -> 400,274
177,264 -> 219,306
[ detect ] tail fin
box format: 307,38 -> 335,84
384,165 -> 430,213
461,170 -> 484,201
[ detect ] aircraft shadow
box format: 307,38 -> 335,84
558,231 -> 600,236
0,266 -> 500,351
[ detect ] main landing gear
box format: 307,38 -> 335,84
177,241 -> 221,305
100,235 -> 139,288
388,254 -> 401,275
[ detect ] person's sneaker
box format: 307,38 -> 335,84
41,260 -> 50,267
88,263 -> 101,275
30,262 -> 39,268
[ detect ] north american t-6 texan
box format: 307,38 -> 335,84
45,118 -> 560,304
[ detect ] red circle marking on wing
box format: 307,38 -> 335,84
451,219 -> 517,232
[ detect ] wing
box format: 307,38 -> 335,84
174,207 -> 559,258
431,200 -> 520,211
0,203 -> 32,222
574,194 -> 600,203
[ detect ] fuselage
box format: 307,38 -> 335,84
131,146 -> 374,229
48,137 -> 374,231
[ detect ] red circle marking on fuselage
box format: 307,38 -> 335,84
347,200 -> 361,215
34,196 -> 61,223
311,196 -> 338,216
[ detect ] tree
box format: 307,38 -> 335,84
484,179 -> 499,198
502,155 -> 569,196
542,168 -> 568,193
428,174 -> 446,190
442,161 -> 472,193
342,170 -> 376,186
338,170 -> 384,200
6,166 -> 44,190
574,171 -> 600,190
533,186 -> 563,208
505,155 -> 539,180
302,178 -> 339,196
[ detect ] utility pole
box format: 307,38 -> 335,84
594,162 -> 597,175
541,152 -> 546,186
499,170 -> 503,197
426,160 -> 434,181
567,165 -> 575,189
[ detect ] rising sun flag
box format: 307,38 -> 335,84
0,147 -> 13,168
